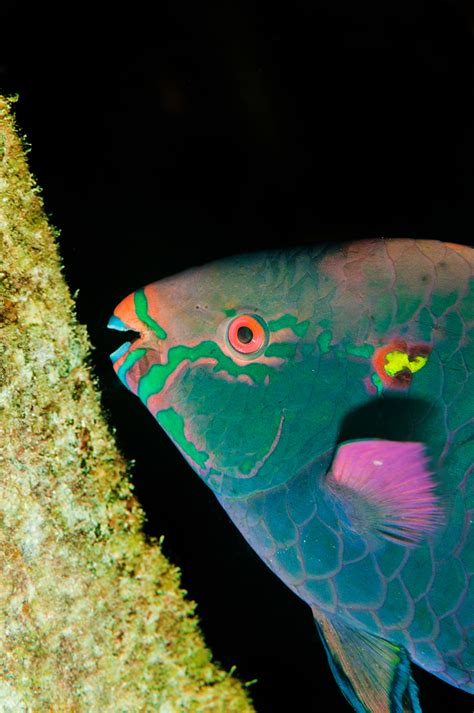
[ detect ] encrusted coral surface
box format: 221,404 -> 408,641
0,96 -> 254,712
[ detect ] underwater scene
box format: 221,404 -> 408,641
1,1 -> 473,711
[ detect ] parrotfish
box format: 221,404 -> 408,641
108,239 -> 473,712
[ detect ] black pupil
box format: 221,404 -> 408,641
237,326 -> 253,344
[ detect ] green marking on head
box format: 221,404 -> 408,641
138,342 -> 217,402
345,343 -> 375,359
315,331 -> 374,361
118,347 -> 147,383
134,289 -> 167,339
292,320 -> 310,337
268,313 -> 310,337
223,308 -> 238,317
268,314 -> 298,331
317,330 -> 332,354
371,372 -> 383,395
157,407 -> 209,468
137,341 -> 271,404
264,342 -> 298,359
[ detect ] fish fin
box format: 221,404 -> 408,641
327,440 -> 443,546
313,610 -> 421,713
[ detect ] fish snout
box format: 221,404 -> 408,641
108,292 -> 148,365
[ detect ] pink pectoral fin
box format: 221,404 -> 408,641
328,439 -> 443,545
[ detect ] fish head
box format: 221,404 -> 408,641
108,250 -> 336,496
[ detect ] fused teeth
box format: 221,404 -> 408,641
107,315 -> 130,332
110,341 -> 132,364
108,314 -> 141,364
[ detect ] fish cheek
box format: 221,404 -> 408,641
160,362 -> 283,478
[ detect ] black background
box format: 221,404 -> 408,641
1,1 -> 473,710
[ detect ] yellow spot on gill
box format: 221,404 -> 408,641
384,350 -> 428,377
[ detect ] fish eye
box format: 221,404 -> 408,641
227,314 -> 268,355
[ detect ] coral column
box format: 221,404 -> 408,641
0,96 -> 253,712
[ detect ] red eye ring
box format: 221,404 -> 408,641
227,314 -> 267,355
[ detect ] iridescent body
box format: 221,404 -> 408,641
109,239 -> 473,712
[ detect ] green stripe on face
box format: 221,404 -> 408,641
137,341 -> 271,404
268,314 -> 310,337
118,347 -> 147,385
134,289 -> 167,339
157,407 -> 209,468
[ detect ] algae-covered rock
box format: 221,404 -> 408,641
0,95 -> 254,712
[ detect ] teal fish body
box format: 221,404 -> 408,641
109,239 -> 473,712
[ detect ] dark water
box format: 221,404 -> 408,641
1,1 -> 473,710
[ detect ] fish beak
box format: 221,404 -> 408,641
107,314 -> 141,365
109,340 -> 132,364
107,315 -> 129,332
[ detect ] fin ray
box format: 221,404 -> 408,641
313,610 -> 421,713
327,439 -> 443,545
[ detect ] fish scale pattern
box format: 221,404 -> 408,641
223,451 -> 473,691
219,240 -> 474,693
111,238 -> 473,706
